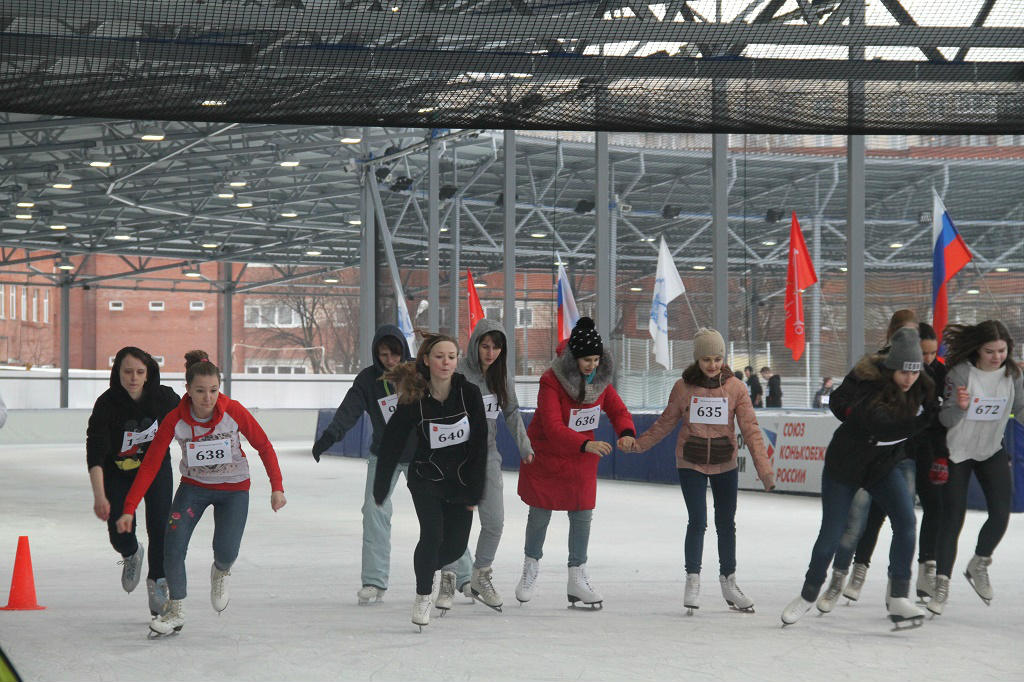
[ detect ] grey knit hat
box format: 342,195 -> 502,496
567,317 -> 603,358
693,328 -> 726,361
884,327 -> 923,372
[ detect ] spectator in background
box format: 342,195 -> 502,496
813,377 -> 834,409
761,367 -> 783,408
733,370 -> 744,381
744,366 -> 763,408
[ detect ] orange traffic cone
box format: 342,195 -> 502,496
1,536 -> 45,610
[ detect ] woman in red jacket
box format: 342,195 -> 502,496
515,317 -> 635,609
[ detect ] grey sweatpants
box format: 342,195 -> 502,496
445,448 -> 505,585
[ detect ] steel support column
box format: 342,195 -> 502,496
359,131 -> 375,367
219,262 -> 234,395
712,134 -> 729,344
427,136 -> 440,331
59,277 -> 70,408
449,149 -> 460,341
503,130 -> 517,374
595,132 -> 611,342
847,136 -> 866,365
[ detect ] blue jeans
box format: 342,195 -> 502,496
832,458 -> 916,571
802,466 -> 917,601
678,468 -> 739,576
524,507 -> 593,567
361,455 -> 408,590
163,483 -> 249,601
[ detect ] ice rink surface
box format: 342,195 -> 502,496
2,442 -> 1022,682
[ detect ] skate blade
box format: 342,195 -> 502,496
964,573 -> 992,605
685,606 -> 698,616
729,605 -> 755,613
567,599 -> 603,610
436,607 -> 450,617
889,616 -> 924,631
469,592 -> 503,612
147,627 -> 181,639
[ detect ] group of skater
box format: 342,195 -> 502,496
87,309 -> 1019,635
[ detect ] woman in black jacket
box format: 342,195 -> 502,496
780,328 -> 937,628
86,346 -> 180,617
375,333 -> 488,630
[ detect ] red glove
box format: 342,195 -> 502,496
929,457 -> 949,485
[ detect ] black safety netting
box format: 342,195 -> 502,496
0,0 -> 1022,133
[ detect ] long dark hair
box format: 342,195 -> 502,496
681,362 -> 734,387
867,363 -> 935,417
387,333 -> 460,403
479,330 -> 509,410
112,346 -> 160,403
943,320 -> 1020,378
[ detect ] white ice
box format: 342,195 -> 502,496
1,442 -> 1022,682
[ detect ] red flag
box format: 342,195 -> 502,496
784,212 -> 818,362
467,269 -> 485,335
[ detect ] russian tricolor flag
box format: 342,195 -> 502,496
932,189 -> 972,349
556,259 -> 579,343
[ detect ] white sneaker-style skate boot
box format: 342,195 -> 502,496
567,564 -> 603,609
683,573 -> 700,615
842,562 -> 868,602
120,545 -> 144,593
916,560 -> 936,601
357,585 -> 386,604
470,566 -> 503,611
927,575 -> 950,616
780,596 -> 813,626
815,569 -> 847,614
719,574 -> 754,612
435,570 -> 457,613
412,594 -> 432,631
515,557 -> 539,604
964,555 -> 993,604
146,577 -> 169,617
149,599 -> 184,637
210,563 -> 231,613
887,597 -> 926,630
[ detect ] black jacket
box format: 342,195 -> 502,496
746,375 -> 763,407
86,354 -> 180,477
317,324 -> 413,460
765,375 -> 782,407
374,372 -> 488,506
824,355 -> 937,488
905,358 -> 949,466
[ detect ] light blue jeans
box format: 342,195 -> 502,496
361,455 -> 408,590
524,506 -> 593,567
446,449 -> 504,587
832,458 -> 916,571
163,483 -> 249,601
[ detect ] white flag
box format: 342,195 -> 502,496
649,237 -> 686,369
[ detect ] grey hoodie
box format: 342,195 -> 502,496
457,318 -> 533,461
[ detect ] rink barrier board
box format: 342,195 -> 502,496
317,409 -> 1024,513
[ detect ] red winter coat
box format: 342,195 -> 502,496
518,350 -> 635,511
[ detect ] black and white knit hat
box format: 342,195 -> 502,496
884,327 -> 923,372
567,317 -> 603,358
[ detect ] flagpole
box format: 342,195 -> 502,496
682,292 -> 700,328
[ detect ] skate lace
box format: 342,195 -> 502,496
160,600 -> 182,622
440,571 -> 456,597
521,562 -> 538,589
212,568 -> 231,600
824,574 -> 844,599
119,555 -> 140,581
578,569 -> 594,591
849,564 -> 868,587
477,569 -> 497,596
730,580 -> 746,599
934,579 -> 949,602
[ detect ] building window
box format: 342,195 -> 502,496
149,301 -> 165,312
189,300 -> 205,311
516,306 -> 533,328
31,289 -> 37,322
152,355 -> 165,366
484,306 -> 502,322
10,287 -> 15,320
246,364 -> 307,374
21,287 -> 27,321
43,289 -> 49,324
109,300 -> 124,311
108,356 -> 116,366
0,284 -> 5,318
636,307 -> 650,330
243,302 -> 300,328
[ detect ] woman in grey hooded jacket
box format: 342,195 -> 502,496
435,319 -> 533,613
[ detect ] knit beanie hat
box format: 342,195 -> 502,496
884,327 -> 923,372
567,317 -> 603,358
693,327 -> 726,361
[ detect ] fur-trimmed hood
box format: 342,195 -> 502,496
851,354 -> 887,383
550,347 -> 615,403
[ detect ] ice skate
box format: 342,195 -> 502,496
926,575 -> 950,616
567,564 -> 603,610
412,594 -> 432,631
210,563 -> 231,613
146,577 -> 169,617
719,574 -> 754,613
515,557 -> 539,604
815,569 -> 846,614
120,544 -> 144,594
780,596 -> 813,626
683,573 -> 700,615
964,555 -> 993,605
470,566 -> 503,612
916,560 -> 936,602
460,580 -> 474,601
148,599 -> 184,638
435,570 -> 457,614
884,578 -> 892,610
357,585 -> 385,605
842,562 -> 868,603
888,597 -> 926,630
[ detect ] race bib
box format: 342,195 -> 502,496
568,406 -> 601,432
820,395 -> 830,406
966,396 -> 1008,422
690,396 -> 728,425
482,394 -> 499,421
378,394 -> 399,423
429,416 -> 470,449
185,438 -> 233,467
121,421 -> 158,452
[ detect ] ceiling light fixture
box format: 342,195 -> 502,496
347,217 -> 362,225
56,255 -> 74,271
139,126 -> 165,141
201,100 -> 227,107
323,277 -> 340,284
280,211 -> 298,218
305,249 -> 322,256
14,213 -> 32,220
51,176 -> 73,189
50,224 -> 67,231
201,242 -> 218,249
692,264 -> 707,270
339,136 -> 362,144
530,232 -> 546,238
15,201 -> 34,208
629,286 -> 643,291
995,267 -> 1009,272
236,201 -> 253,208
889,242 -> 903,248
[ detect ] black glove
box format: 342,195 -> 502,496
312,434 -> 333,462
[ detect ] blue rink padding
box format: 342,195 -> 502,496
316,408 -> 1022,512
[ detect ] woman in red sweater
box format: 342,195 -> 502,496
515,317 -> 635,609
115,350 -> 286,637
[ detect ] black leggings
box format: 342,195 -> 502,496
410,491 -> 474,595
936,450 -> 1012,577
104,463 -> 173,580
854,461 -> 945,566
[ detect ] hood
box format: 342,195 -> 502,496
852,353 -> 887,383
371,324 -> 413,372
550,346 -> 615,400
462,318 -> 508,376
108,347 -> 163,395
